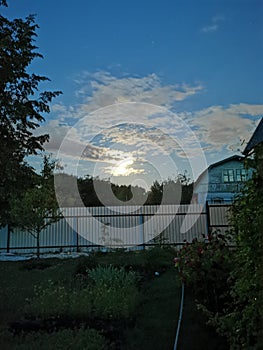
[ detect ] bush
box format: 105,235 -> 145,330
88,265 -> 138,288
89,265 -> 139,319
175,233 -> 232,313
174,145 -> 263,349
211,146 -> 263,349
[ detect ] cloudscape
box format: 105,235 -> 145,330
3,0 -> 262,187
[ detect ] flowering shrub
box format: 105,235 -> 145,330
212,146 -> 263,350
175,233 -> 232,313
174,144 -> 263,349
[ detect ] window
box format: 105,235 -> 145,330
236,169 -> 247,182
223,169 -> 235,182
212,197 -> 224,204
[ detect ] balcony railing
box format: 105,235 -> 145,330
208,182 -> 244,193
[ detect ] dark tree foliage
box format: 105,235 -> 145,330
111,184 -> 133,202
146,180 -> 163,205
223,144 -> 263,349
75,174 -> 192,207
146,175 -> 193,205
0,6 -> 61,226
78,175 -> 103,207
192,145 -> 263,349
77,176 -> 147,207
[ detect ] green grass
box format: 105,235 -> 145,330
178,288 -> 228,350
124,268 -> 181,350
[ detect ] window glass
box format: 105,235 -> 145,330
223,169 -> 235,182
236,169 -> 247,182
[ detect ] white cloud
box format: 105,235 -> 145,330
190,104 -> 263,151
44,73 -> 202,155
74,72 -> 202,114
201,14 -> 225,33
43,97 -> 207,181
201,24 -> 218,33
38,71 -> 263,182
105,158 -> 145,177
42,73 -> 263,174
212,15 -> 225,23
227,103 -> 263,116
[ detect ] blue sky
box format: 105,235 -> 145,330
3,0 -> 263,188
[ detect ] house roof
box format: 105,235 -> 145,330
194,155 -> 244,187
243,118 -> 263,155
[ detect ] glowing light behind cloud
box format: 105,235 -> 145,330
110,158 -> 143,177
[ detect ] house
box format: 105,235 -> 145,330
192,155 -> 253,204
243,118 -> 263,155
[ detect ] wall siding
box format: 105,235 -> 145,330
194,160 -> 252,203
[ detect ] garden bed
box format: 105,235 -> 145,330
0,247 -> 228,349
0,248 -> 181,349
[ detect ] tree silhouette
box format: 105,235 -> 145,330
0,3 -> 61,226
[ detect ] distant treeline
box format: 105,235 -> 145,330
55,173 -> 193,207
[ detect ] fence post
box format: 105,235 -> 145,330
139,214 -> 145,250
76,217 -> 79,252
73,217 -> 79,252
205,201 -> 211,236
6,225 -> 10,253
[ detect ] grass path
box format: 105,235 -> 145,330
178,288 -> 228,350
124,269 -> 181,350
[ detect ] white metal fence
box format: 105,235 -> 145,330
0,203 -> 232,254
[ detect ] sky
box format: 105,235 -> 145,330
3,0 -> 263,189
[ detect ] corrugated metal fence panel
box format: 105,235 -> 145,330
209,204 -> 232,227
40,218 -> 75,252
0,204 -> 232,253
145,204 -> 207,244
208,204 -> 233,236
0,226 -> 8,249
9,227 -> 36,254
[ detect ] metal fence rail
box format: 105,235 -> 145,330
0,203 -> 232,254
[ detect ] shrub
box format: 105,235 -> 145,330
89,265 -> 139,319
211,146 -> 263,349
175,233 -> 232,313
88,265 -> 138,289
174,145 -> 263,349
